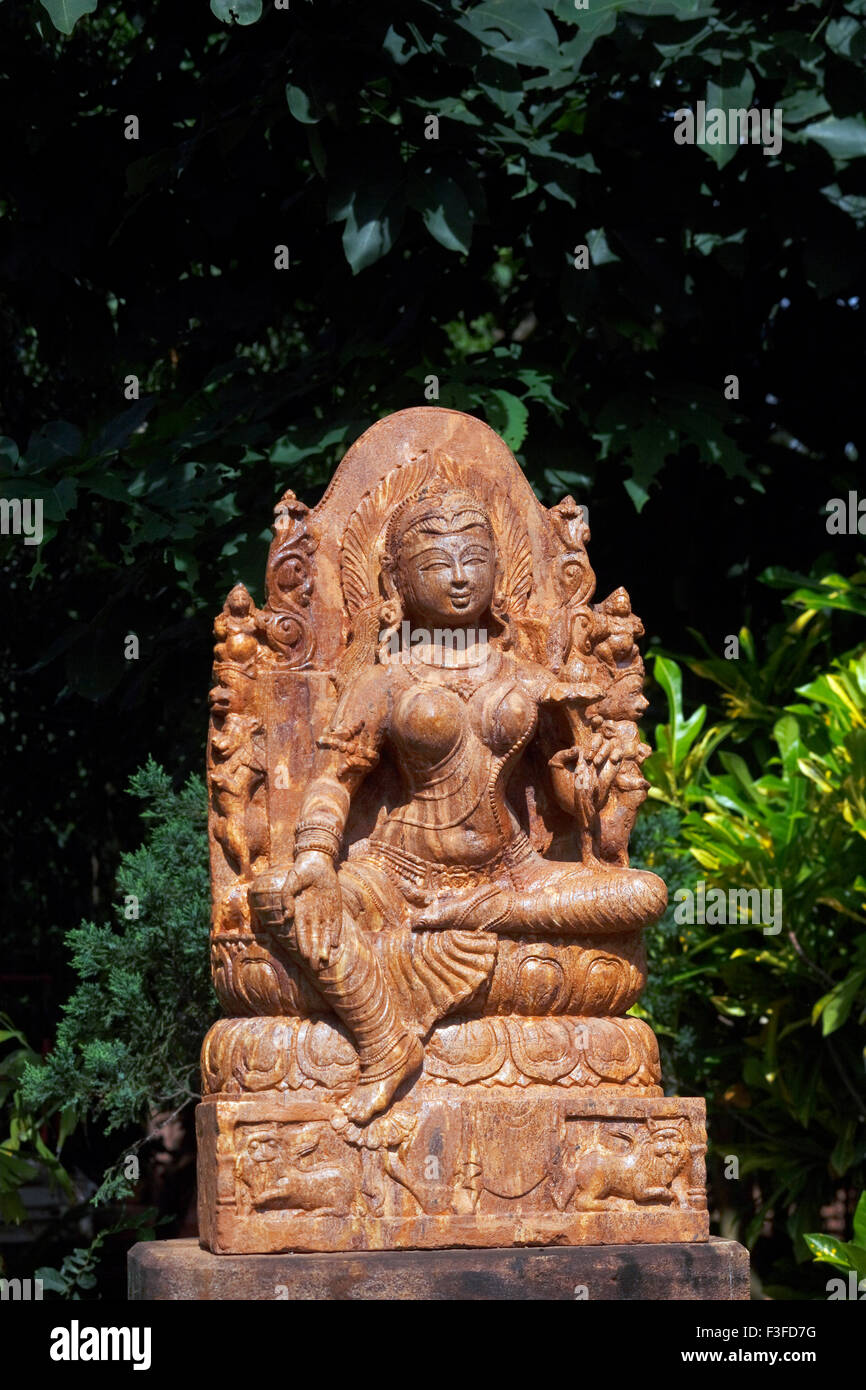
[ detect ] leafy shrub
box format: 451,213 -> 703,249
22,760 -> 215,1203
805,1192 -> 866,1294
0,1014 -> 75,1228
635,569 -> 866,1293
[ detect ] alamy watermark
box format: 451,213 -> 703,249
673,880 -> 782,935
0,497 -> 42,546
1,1276 -> 43,1300
381,622 -> 489,666
49,1321 -> 152,1371
674,102 -> 783,157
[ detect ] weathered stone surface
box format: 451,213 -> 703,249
199,407 -> 712,1253
198,1092 -> 707,1253
129,1236 -> 748,1301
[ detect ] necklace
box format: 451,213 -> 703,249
401,646 -> 502,702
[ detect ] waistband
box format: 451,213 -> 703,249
362,831 -> 534,890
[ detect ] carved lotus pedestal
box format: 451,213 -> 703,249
196,407 -> 714,1264
197,1013 -> 708,1253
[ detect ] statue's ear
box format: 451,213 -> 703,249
490,553 -> 509,633
379,557 -> 399,605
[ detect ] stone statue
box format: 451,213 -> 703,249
197,408 -> 708,1253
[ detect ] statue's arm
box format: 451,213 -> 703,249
293,666 -> 390,859
515,658 -> 605,822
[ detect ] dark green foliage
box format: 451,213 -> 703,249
805,1192 -> 866,1287
630,804 -> 705,1095
0,1013 -> 76,1226
3,0 -> 863,1045
2,0 -> 864,1294
21,760 -> 215,1200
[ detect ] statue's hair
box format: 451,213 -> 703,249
381,487 -> 493,574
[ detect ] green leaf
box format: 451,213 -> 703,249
813,970 -> 866,1036
552,1 -> 619,49
703,73 -> 756,168
459,1 -> 561,69
486,390 -> 529,452
38,0 -> 97,35
209,0 -> 263,25
339,186 -> 405,274
0,437 -> 20,470
781,91 -> 831,127
773,714 -> 803,778
803,116 -> 866,163
417,175 -> 474,255
286,85 -> 319,125
623,0 -> 716,13
853,1192 -> 866,1251
718,752 -> 758,799
622,424 -> 677,511
586,227 -> 620,265
23,421 -> 81,472
804,1232 -> 866,1278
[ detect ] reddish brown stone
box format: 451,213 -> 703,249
200,407 -> 711,1253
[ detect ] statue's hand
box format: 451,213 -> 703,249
548,743 -> 595,819
544,679 -> 605,707
290,850 -> 339,897
285,851 -> 341,965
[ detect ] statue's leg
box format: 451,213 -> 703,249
414,857 -> 666,936
508,859 -> 667,934
283,905 -> 423,1125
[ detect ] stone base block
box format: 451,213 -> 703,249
197,1089 -> 708,1254
129,1236 -> 748,1300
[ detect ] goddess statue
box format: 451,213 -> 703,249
197,408 -> 708,1253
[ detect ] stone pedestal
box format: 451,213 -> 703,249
197,1012 -> 708,1255
129,1236 -> 748,1300
197,1075 -> 708,1254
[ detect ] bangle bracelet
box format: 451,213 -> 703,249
294,831 -> 340,860
295,820 -> 341,844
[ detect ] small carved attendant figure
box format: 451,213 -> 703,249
209,586 -> 267,881
213,583 -> 260,670
591,586 -> 644,675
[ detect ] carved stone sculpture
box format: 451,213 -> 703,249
197,407 -> 709,1252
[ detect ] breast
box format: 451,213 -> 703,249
393,685 -> 465,765
479,682 -> 537,756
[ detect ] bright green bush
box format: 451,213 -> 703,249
635,569 -> 866,1294
805,1192 -> 866,1295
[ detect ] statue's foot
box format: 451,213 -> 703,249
412,888 -> 474,930
413,885 -> 509,932
339,1035 -> 423,1126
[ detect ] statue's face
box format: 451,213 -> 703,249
397,523 -> 496,627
